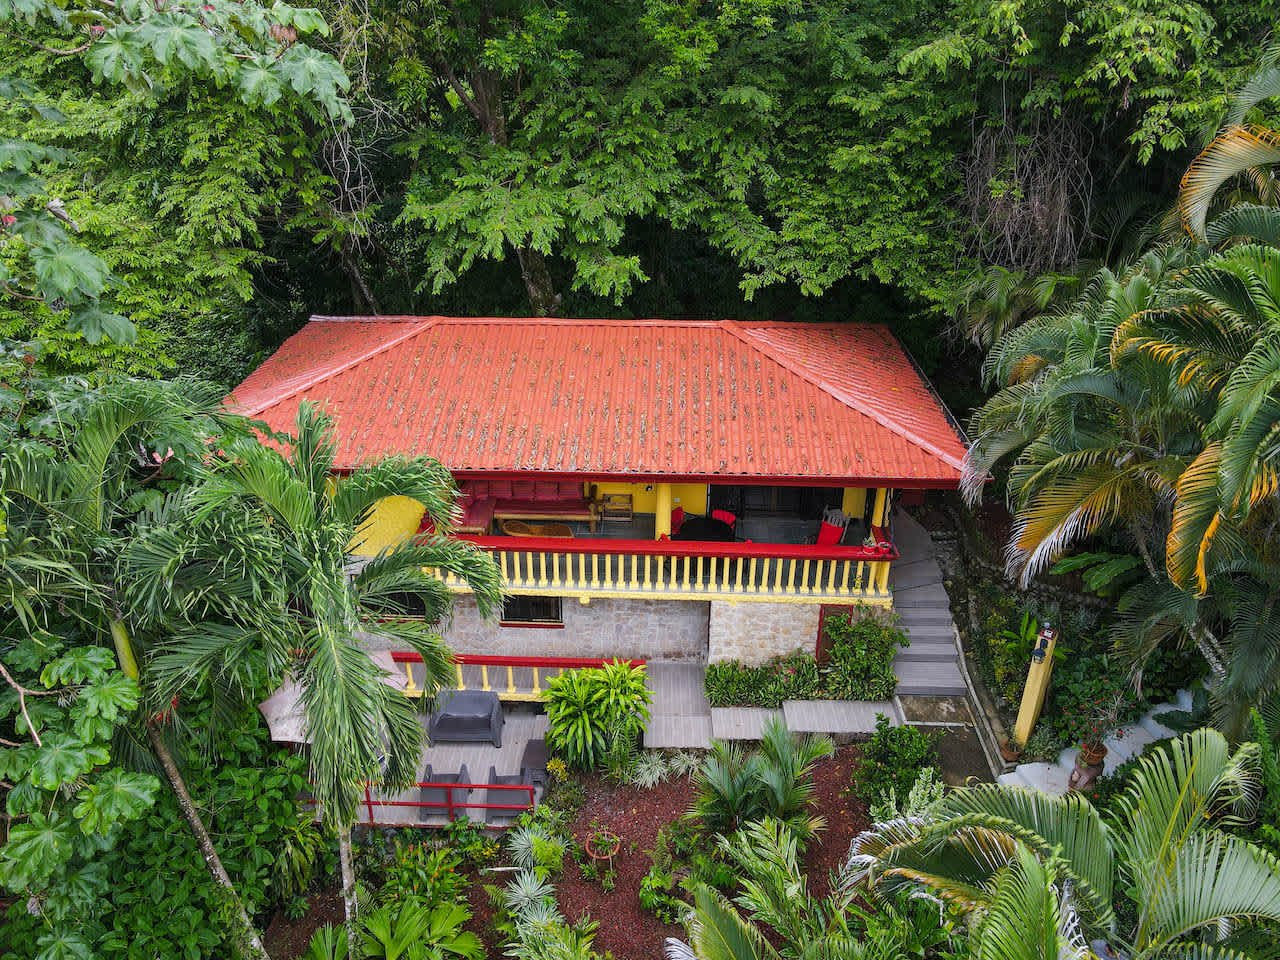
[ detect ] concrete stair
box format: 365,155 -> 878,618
890,514 -> 966,697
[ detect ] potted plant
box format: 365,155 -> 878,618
584,821 -> 621,873
1069,694 -> 1124,791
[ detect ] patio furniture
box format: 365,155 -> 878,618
711,508 -> 737,529
601,492 -> 634,521
501,519 -> 574,538
420,763 -> 472,822
520,737 -> 550,786
671,515 -> 735,542
484,765 -> 534,826
816,507 -> 850,546
428,690 -> 503,747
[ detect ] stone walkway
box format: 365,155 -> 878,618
996,690 -> 1187,794
646,662 -> 903,748
890,513 -> 967,696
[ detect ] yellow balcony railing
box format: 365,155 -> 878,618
433,534 -> 896,605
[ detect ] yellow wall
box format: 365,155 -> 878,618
351,495 -> 425,557
595,481 -> 708,515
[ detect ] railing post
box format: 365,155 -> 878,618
364,784 -> 375,826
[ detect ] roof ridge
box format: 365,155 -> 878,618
721,321 -> 967,472
307,315 -> 887,330
239,317 -> 436,416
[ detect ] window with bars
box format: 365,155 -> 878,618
500,595 -> 564,626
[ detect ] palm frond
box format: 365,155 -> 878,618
1180,126 -> 1280,239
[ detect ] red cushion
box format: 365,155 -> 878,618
711,509 -> 737,528
534,481 -> 560,500
556,480 -> 582,498
461,497 -> 496,528
816,521 -> 844,546
489,479 -> 513,500
511,480 -> 536,499
671,507 -> 685,532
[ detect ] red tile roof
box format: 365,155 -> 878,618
229,317 -> 966,486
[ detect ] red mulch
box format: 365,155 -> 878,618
556,773 -> 690,959
803,744 -> 870,899
263,886 -> 344,958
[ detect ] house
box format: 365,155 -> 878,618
230,316 -> 968,697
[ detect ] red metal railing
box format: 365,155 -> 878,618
359,782 -> 536,826
306,781 -> 537,828
455,526 -> 897,561
390,652 -> 646,669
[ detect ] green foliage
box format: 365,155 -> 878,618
691,717 -> 834,844
868,766 -> 947,823
0,0 -> 349,363
305,898 -> 483,960
0,625 -> 158,926
850,715 -> 939,809
704,611 -> 903,706
544,660 -> 652,770
380,842 -> 468,910
0,705 -> 315,959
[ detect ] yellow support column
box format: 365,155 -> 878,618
871,488 -> 892,593
841,487 -> 867,517
1013,624 -> 1059,747
654,483 -> 673,538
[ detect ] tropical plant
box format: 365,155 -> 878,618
868,767 -> 947,823
691,718 -> 833,844
544,660 -> 652,770
629,751 -> 671,789
305,898 -> 482,960
665,819 -> 960,960
848,728 -> 1280,959
131,401 -> 503,940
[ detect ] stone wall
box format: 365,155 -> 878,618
707,601 -> 821,665
377,595 -> 711,660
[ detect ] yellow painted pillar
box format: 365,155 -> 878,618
871,488 -> 889,526
654,483 -> 673,538
841,487 -> 867,517
1014,624 -> 1059,747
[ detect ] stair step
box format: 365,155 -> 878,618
1009,762 -> 1072,796
894,641 -> 957,662
892,587 -> 952,608
895,607 -> 955,624
900,624 -> 956,643
1102,724 -> 1157,773
889,568 -> 944,589
894,659 -> 967,696
1138,712 -> 1176,740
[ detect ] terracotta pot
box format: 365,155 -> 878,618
1078,742 -> 1108,767
585,833 -> 620,861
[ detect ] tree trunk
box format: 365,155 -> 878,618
339,826 -> 359,958
146,721 -> 271,960
516,245 -> 560,316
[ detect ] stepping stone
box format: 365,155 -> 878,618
710,708 -> 782,740
1102,724 -> 1157,773
782,699 -> 899,735
1174,688 -> 1194,711
997,770 -> 1023,787
1139,711 -> 1177,740
1009,762 -> 1072,796
894,659 -> 967,696
645,714 -> 712,750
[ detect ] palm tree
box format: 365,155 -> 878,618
847,729 -> 1280,959
0,378 -> 275,959
665,819 -> 959,960
951,264 -> 1078,350
150,402 -> 503,945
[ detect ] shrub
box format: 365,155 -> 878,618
821,611 -> 903,701
868,767 -> 946,822
851,715 -> 939,808
691,717 -> 834,843
545,660 -> 652,770
304,899 -> 482,960
381,842 -> 467,909
703,609 -> 904,707
629,751 -> 670,788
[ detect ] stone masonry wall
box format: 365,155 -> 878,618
707,601 -> 821,665
377,596 -> 711,661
